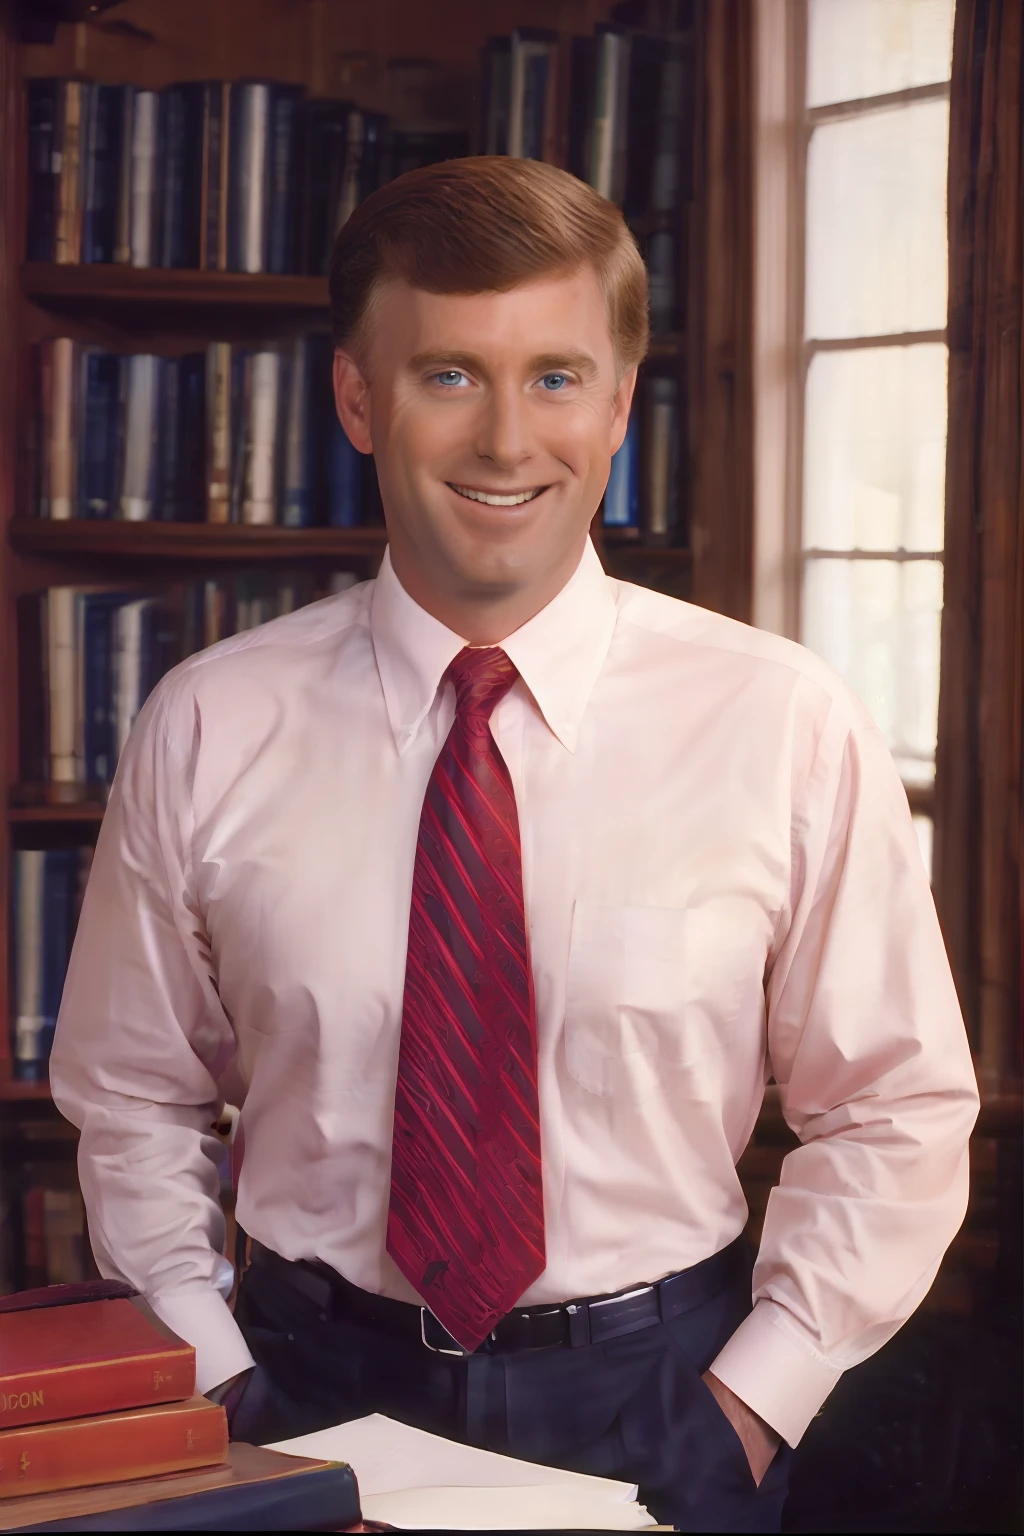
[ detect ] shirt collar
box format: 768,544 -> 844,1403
370,535 -> 618,755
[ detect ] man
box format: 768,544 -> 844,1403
50,157 -> 979,1533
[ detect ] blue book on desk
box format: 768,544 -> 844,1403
4,1444 -> 361,1532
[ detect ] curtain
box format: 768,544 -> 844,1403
934,0 -> 1022,1089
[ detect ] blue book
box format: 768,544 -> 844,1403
22,849 -> 78,1078
158,83 -> 205,268
77,348 -> 121,519
26,79 -> 59,261
140,598 -> 178,704
81,83 -> 125,264
603,406 -> 640,528
281,335 -> 313,527
326,416 -> 362,527
268,85 -> 301,274
227,80 -> 273,273
82,592 -> 128,785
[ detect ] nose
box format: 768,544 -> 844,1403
474,380 -> 531,470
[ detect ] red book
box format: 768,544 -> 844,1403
0,1283 -> 195,1430
0,1395 -> 227,1498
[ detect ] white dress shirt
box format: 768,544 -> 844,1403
50,535 -> 979,1447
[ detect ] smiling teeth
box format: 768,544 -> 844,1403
451,485 -> 542,506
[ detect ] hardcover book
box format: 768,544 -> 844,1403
0,1292 -> 195,1431
0,1396 -> 226,1500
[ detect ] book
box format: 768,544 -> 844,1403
0,1443 -> 361,1533
0,1291 -> 195,1432
48,338 -> 75,522
54,81 -> 84,265
112,85 -> 135,265
281,334 -> 314,527
228,80 -> 273,274
566,36 -> 595,182
480,36 -> 511,155
127,89 -> 160,268
76,348 -> 120,519
603,406 -> 641,530
508,27 -> 558,163
26,79 -> 59,261
46,585 -> 77,782
204,341 -> 232,522
81,83 -> 125,264
11,851 -> 45,1081
326,415 -> 362,528
198,81 -> 230,270
267,84 -> 301,273
0,1397 -> 226,1499
154,353 -> 205,521
646,229 -> 676,334
238,348 -> 282,525
643,375 -> 681,542
116,354 -> 161,521
589,25 -> 631,205
157,83 -> 204,270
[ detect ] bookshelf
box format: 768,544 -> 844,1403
0,0 -> 736,1293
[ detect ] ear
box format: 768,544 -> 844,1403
609,364 -> 639,456
333,348 -> 373,453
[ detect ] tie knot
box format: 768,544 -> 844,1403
446,647 -> 519,723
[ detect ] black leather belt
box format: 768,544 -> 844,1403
247,1236 -> 748,1357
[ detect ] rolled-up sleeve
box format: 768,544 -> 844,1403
49,675 -> 256,1394
709,695 -> 980,1447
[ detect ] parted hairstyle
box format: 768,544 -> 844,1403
328,156 -> 650,382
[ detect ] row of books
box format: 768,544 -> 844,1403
31,334 -> 374,527
16,569 -> 360,794
26,76 -> 467,275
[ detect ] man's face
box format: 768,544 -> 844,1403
333,264 -> 637,635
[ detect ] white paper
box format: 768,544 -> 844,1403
265,1412 -> 656,1528
361,1483 -> 656,1530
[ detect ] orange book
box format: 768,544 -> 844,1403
0,1288 -> 194,1430
0,1395 -> 227,1499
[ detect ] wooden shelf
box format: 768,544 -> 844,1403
601,535 -> 691,563
22,263 -> 330,312
9,788 -> 107,824
645,333 -> 685,361
8,519 -> 387,562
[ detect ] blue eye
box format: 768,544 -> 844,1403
540,373 -> 569,391
435,370 -> 467,387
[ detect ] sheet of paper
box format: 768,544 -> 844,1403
360,1483 -> 657,1530
265,1411 -> 640,1500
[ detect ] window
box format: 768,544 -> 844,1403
799,0 -> 955,880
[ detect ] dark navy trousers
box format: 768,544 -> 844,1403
233,1249 -> 792,1533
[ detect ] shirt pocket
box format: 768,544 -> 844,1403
563,900 -> 749,1102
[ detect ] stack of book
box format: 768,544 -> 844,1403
0,1282 -> 362,1530
26,77 -> 467,275
30,334 -> 373,529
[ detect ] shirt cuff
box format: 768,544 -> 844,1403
707,1298 -> 842,1447
147,1287 -> 257,1397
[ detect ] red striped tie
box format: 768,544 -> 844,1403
386,646 -> 546,1352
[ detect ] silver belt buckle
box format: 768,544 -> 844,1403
420,1307 -> 469,1356
588,1283 -> 654,1312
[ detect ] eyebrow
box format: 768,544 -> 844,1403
407,349 -> 600,382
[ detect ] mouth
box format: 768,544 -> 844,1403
446,483 -> 549,508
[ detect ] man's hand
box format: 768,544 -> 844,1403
701,1370 -> 781,1486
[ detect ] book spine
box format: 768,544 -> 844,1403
54,80 -> 83,264
77,348 -> 119,518
268,86 -> 298,273
48,337 -> 75,521
129,89 -> 159,268
647,230 -> 676,334
481,37 -> 511,157
335,108 -> 364,233
241,349 -> 281,525
113,85 -> 135,264
0,1400 -> 226,1499
603,405 -> 640,529
82,596 -> 115,785
205,341 -> 232,523
46,586 -> 78,783
644,376 -> 680,541
282,334 -> 312,527
154,355 -> 182,520
326,417 -> 362,528
78,81 -> 99,262
41,849 -> 75,1037
216,81 -> 231,270
650,44 -> 685,214
507,34 -> 526,159
113,600 -> 146,760
81,84 -> 119,263
118,354 -> 160,520
157,86 -> 186,269
178,352 -> 207,520
12,851 -> 46,1082
26,78 -> 58,262
16,593 -> 48,780
589,30 -> 630,204
566,37 -> 594,183
231,82 -> 271,273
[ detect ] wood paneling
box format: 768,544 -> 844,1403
934,0 -> 1023,1090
